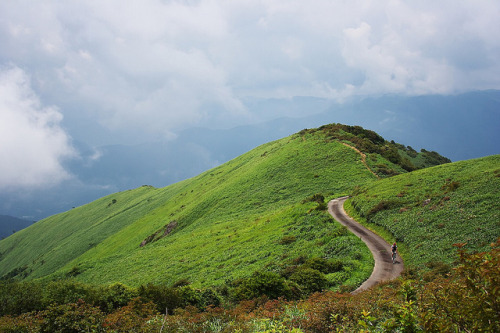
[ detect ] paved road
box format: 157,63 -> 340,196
328,196 -> 404,293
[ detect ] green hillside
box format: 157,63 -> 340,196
1,124 -> 499,332
0,124 -> 452,290
347,154 -> 500,268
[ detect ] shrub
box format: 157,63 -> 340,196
0,281 -> 44,316
0,312 -> 45,332
91,282 -> 137,313
171,278 -> 190,288
66,266 -> 82,277
279,235 -> 297,245
40,299 -> 105,333
367,200 -> 397,218
137,284 -> 183,314
43,280 -> 93,307
231,271 -> 292,301
314,202 -> 327,211
199,288 -> 221,309
420,239 -> 500,332
441,180 -> 460,192
177,287 -> 222,310
289,268 -> 328,295
303,193 -> 325,204
103,297 -> 160,332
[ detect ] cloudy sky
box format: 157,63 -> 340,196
1,0 -> 500,192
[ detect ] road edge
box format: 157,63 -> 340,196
328,197 -> 404,294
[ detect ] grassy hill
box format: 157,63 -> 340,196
1,123 -> 499,332
0,124 -> 457,291
346,154 -> 500,268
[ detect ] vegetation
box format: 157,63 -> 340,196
0,239 -> 497,332
1,125 -> 392,288
0,123 -> 496,331
300,124 -> 451,174
347,154 -> 500,268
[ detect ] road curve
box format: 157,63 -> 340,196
328,196 -> 404,293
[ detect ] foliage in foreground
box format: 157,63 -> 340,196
1,239 -> 498,332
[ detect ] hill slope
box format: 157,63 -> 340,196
347,154 -> 500,267
0,124 -> 450,289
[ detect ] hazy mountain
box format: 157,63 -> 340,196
0,215 -> 33,239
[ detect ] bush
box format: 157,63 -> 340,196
0,281 -> 44,316
91,283 -> 137,313
289,268 -> 328,295
0,312 -> 45,332
43,280 -> 93,307
367,200 -> 397,218
315,202 -> 328,211
303,193 -> 325,204
230,271 -> 292,301
103,297 -> 160,332
138,284 -> 183,314
171,278 -> 190,288
279,235 -> 297,245
199,288 -> 221,309
40,299 -> 105,333
420,239 -> 500,332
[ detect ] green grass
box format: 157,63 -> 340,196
1,125 -> 492,292
348,154 -> 500,268
0,129 -> 381,289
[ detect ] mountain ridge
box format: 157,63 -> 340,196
1,123 -> 493,294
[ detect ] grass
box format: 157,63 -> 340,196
348,154 -> 500,268
0,129 -> 380,289
1,125 -> 492,292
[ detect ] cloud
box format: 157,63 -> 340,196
0,0 -> 499,140
339,2 -> 488,97
0,66 -> 75,189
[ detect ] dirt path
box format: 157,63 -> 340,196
328,196 -> 404,293
340,142 -> 380,179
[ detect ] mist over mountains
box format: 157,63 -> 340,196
0,216 -> 32,239
1,91 -> 499,221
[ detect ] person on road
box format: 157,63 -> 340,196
391,242 -> 397,263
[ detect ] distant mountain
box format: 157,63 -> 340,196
0,215 -> 33,239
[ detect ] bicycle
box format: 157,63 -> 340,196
391,243 -> 398,264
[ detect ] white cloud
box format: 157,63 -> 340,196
0,0 -> 499,139
0,66 -> 75,189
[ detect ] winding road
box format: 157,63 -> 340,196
328,196 -> 404,293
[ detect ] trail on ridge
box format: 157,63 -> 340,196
340,142 -> 380,179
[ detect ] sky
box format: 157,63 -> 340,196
1,0 -> 500,196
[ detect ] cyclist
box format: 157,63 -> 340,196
391,242 -> 397,263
